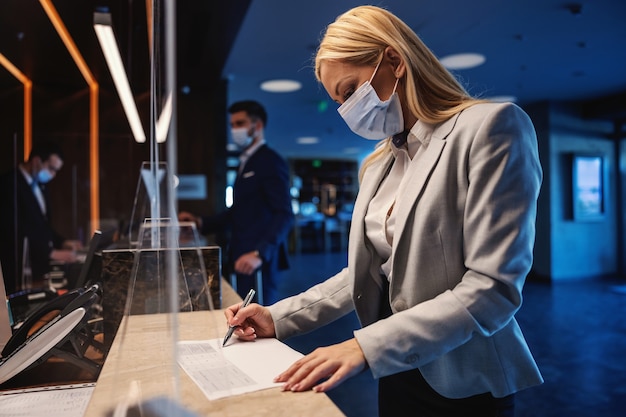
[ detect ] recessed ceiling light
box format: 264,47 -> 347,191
260,79 -> 302,93
296,136 -> 319,145
487,95 -> 517,103
440,53 -> 486,70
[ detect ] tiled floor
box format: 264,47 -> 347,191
276,251 -> 626,417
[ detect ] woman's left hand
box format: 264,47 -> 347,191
275,338 -> 367,393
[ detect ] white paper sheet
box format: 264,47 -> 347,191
177,338 -> 303,400
0,383 -> 95,417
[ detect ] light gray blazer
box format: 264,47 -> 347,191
268,102 -> 544,398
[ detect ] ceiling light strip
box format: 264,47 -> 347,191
0,53 -> 29,84
39,0 -> 100,232
94,12 -> 147,143
146,0 -> 153,59
0,53 -> 32,160
89,84 -> 100,235
38,0 -> 97,85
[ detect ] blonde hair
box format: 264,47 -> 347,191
314,5 -> 484,179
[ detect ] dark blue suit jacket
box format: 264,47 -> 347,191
0,168 -> 64,294
201,144 -> 294,277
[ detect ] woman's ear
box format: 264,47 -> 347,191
384,46 -> 406,79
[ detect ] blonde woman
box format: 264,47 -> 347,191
225,5 -> 543,416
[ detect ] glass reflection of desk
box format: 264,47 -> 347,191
83,280 -> 345,417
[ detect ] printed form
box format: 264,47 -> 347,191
0,383 -> 95,417
177,338 -> 303,400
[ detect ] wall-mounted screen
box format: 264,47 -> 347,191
572,154 -> 604,220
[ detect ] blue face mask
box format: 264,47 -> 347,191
337,60 -> 404,140
231,127 -> 254,149
36,169 -> 54,184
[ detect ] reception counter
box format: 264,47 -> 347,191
83,281 -> 345,417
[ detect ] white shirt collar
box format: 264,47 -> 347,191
18,165 -> 35,185
390,120 -> 433,159
239,139 -> 266,162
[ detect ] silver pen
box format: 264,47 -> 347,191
222,288 -> 256,347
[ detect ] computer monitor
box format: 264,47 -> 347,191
68,230 -> 103,290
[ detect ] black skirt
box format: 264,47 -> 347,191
376,277 -> 514,417
378,368 -> 514,417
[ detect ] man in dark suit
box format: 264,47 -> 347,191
180,101 -> 294,304
0,141 -> 81,295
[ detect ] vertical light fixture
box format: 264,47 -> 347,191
0,53 -> 32,160
94,11 -> 146,143
38,0 -> 101,233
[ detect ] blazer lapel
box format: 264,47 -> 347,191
391,113 -> 461,254
351,152 -> 394,229
349,151 -> 394,284
350,112 -> 461,287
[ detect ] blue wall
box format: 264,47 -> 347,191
526,102 -> 623,280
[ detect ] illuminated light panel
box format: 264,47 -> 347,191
343,147 -> 361,154
39,0 -> 100,232
94,11 -> 146,143
296,136 -> 319,145
486,95 -> 518,103
440,53 -> 486,70
260,79 -> 302,92
156,93 -> 172,143
0,53 -> 32,159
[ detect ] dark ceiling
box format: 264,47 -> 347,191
0,0 -> 249,141
225,0 -> 626,160
0,0 -> 248,89
1,0 -> 625,162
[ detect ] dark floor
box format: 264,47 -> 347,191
275,251 -> 626,417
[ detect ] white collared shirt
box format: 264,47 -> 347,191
238,139 -> 266,174
364,120 -> 433,280
19,165 -> 46,215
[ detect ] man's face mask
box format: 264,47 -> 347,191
36,168 -> 54,184
337,58 -> 404,140
231,126 -> 254,149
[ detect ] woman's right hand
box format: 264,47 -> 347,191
224,303 -> 276,341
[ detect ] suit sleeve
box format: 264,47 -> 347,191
254,152 -> 294,261
268,267 -> 354,339
199,209 -> 232,235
